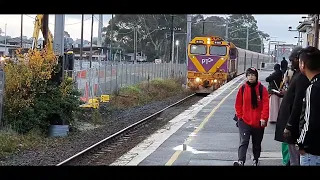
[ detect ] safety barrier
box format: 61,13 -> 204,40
66,62 -> 187,104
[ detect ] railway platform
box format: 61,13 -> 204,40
111,70 -> 282,166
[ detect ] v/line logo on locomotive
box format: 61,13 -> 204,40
186,36 -> 273,94
201,57 -> 215,65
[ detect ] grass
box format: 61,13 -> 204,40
0,128 -> 44,158
110,78 -> 187,109
75,78 -> 188,126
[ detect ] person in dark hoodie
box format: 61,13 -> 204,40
234,67 -> 269,166
274,46 -> 310,166
281,57 -> 288,75
292,46 -> 320,165
265,63 -> 283,123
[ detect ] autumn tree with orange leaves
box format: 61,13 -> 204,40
2,48 -> 82,134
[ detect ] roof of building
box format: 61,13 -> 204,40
297,20 -> 313,32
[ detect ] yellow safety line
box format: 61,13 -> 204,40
165,78 -> 245,166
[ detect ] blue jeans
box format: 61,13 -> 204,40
300,153 -> 320,166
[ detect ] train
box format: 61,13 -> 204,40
187,36 -> 274,93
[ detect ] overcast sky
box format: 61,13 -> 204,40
0,14 -> 307,51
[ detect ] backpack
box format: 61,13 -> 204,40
233,83 -> 263,122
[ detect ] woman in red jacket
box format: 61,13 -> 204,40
234,67 -> 270,166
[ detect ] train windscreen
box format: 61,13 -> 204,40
190,44 -> 206,55
209,46 -> 227,56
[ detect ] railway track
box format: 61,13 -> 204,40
56,93 -> 204,166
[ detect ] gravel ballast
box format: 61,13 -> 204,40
0,91 -> 200,166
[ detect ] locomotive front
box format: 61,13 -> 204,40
187,36 -> 230,93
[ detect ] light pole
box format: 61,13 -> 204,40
4,23 -> 7,56
246,26 -> 249,49
175,40 -> 179,64
20,15 -> 23,48
313,14 -> 319,48
288,26 -> 301,46
186,14 -> 192,67
169,15 -> 175,64
89,14 -> 94,68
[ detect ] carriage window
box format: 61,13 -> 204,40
190,44 -> 207,55
209,46 -> 227,56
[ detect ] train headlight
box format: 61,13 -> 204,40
195,77 -> 201,82
214,79 -> 218,83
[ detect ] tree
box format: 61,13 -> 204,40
226,14 -> 269,52
3,48 -> 82,134
64,31 -> 70,38
202,16 -> 226,37
100,14 -> 269,63
102,14 -> 188,62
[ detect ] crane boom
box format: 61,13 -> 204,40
31,14 -> 54,53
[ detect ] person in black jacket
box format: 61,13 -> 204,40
265,64 -> 283,123
274,46 -> 310,166
290,46 -> 320,166
281,57 -> 288,75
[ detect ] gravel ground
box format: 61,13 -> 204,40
0,91 -> 199,166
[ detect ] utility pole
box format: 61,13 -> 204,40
169,15 -> 174,63
42,15 -> 49,49
80,14 -> 84,70
297,31 -> 301,46
133,27 -> 137,64
225,21 -> 229,40
110,14 -> 114,62
176,40 -> 179,64
186,14 -> 192,66
314,14 -> 319,48
246,26 -> 249,50
202,22 -> 205,35
89,14 -> 94,68
260,37 -> 263,53
4,24 -> 7,56
53,15 -> 65,56
97,14 -> 103,47
20,14 -> 23,48
171,31 -> 175,63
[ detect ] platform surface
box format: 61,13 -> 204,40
112,70 -> 282,166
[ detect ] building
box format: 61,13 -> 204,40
72,46 -> 132,62
0,43 -> 19,56
297,14 -> 319,48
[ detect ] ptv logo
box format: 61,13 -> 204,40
201,58 -> 214,65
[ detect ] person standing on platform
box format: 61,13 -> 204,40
265,63 -> 283,123
234,67 -> 269,166
275,46 -> 310,166
281,57 -> 288,75
291,46 -> 320,166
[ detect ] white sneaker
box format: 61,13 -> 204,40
233,161 -> 244,166
253,159 -> 260,166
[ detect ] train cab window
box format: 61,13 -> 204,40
209,46 -> 227,56
190,44 -> 207,55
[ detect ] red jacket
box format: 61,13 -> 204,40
235,82 -> 269,128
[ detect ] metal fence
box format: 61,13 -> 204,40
66,62 -> 187,103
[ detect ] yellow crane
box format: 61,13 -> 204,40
30,14 -> 75,81
31,14 -> 54,52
